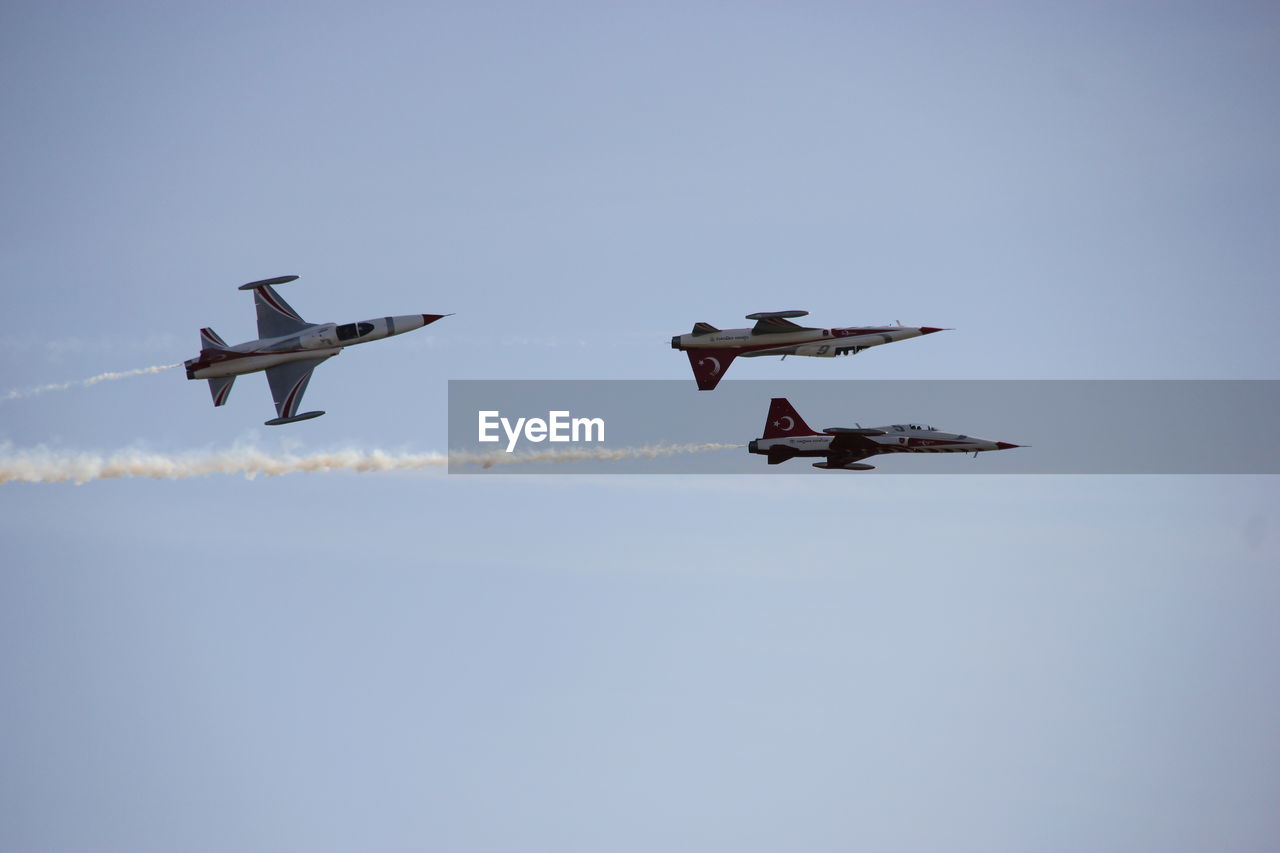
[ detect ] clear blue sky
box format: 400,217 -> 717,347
2,2 -> 1278,850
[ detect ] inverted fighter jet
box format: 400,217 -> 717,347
184,275 -> 448,425
671,311 -> 946,390
748,398 -> 1020,470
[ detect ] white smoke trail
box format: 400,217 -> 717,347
1,363 -> 182,402
465,443 -> 741,468
0,443 -> 741,484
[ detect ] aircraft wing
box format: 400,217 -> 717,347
746,311 -> 812,335
751,316 -> 813,335
265,356 -> 331,422
740,343 -> 801,357
232,276 -> 313,339
741,341 -> 867,358
826,432 -> 881,455
824,449 -> 873,466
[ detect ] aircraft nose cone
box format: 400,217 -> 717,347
996,442 -> 1020,450
421,314 -> 446,327
919,327 -> 947,335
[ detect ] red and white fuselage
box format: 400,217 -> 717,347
672,311 -> 945,389
748,398 -> 1020,470
186,275 -> 447,425
674,324 -> 939,356
185,314 -> 439,380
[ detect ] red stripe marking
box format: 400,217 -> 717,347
258,288 -> 301,320
282,371 -> 310,417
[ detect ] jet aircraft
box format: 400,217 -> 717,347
748,398 -> 1020,470
184,275 -> 448,425
671,311 -> 946,389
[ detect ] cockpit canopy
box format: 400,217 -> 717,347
891,423 -> 938,432
336,321 -> 375,341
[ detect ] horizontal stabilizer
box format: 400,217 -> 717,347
691,322 -> 719,336
767,447 -> 797,465
200,327 -> 229,349
265,410 -> 325,426
207,376 -> 235,406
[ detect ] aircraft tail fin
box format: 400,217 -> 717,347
691,322 -> 719,336
200,327 -> 229,350
207,375 -> 235,406
686,349 -> 736,390
763,397 -> 820,438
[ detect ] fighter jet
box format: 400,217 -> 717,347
671,311 -> 946,390
184,275 -> 449,425
748,398 -> 1020,470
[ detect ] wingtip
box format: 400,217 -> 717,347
264,410 -> 325,426
238,275 -> 300,290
